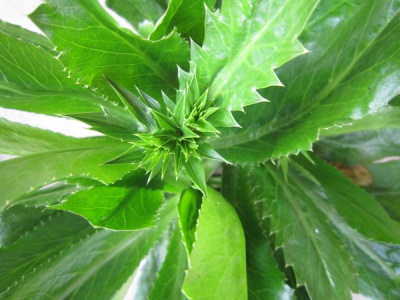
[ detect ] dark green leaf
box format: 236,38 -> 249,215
315,128 -> 400,222
30,0 -> 189,99
192,0 -> 318,113
0,198 -> 178,299
214,1 -> 400,163
250,163 -> 356,300
222,165 -> 294,300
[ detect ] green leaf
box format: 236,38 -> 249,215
151,0 -> 217,44
178,188 -> 202,253
250,163 -> 356,300
315,128 -> 400,222
192,0 -> 319,113
53,185 -> 163,230
0,118 -> 97,156
183,187 -> 247,300
0,21 -> 102,115
321,106 -> 400,137
30,0 -> 189,99
222,165 -> 294,300
148,223 -> 188,300
294,155 -> 400,243
184,157 -> 207,195
0,142 -> 133,209
340,233 -> 400,300
106,0 -> 166,37
213,0 -> 400,163
0,199 -> 178,299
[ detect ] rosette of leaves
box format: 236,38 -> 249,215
101,70 -> 225,195
1,0 -> 400,299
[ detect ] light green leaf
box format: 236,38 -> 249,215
222,165 -> 294,300
53,185 -> 163,230
184,157 -> 207,195
213,0 -> 400,163
0,198 -> 178,299
183,187 -> 247,300
106,0 -> 166,37
0,22 -> 102,115
0,143 -> 133,209
151,0 -> 217,44
192,0 -> 319,114
30,0 -> 189,99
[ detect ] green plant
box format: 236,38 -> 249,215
1,0 -> 400,299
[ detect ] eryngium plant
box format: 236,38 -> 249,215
1,0 -> 400,299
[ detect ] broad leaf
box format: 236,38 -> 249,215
54,185 -> 163,230
191,0 -> 319,115
214,0 -> 400,163
0,198 -> 178,299
321,106 -> 400,136
183,188 -> 247,299
30,0 -> 189,99
0,143 -> 133,209
316,128 -> 400,222
0,118 -> 106,156
222,165 -> 293,300
249,164 -> 356,300
0,21 -> 102,115
151,0 -> 217,44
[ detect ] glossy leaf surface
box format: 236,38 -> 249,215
192,0 -> 318,114
54,185 -> 163,230
0,142 -> 133,209
214,0 -> 400,163
222,165 -> 293,300
30,0 -> 189,99
183,188 -> 247,299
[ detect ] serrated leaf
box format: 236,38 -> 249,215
293,155 -> 400,243
0,21 -> 102,115
53,185 -> 163,230
151,0 -> 217,44
178,188 -> 202,253
148,223 -> 188,300
106,78 -> 157,131
222,165 -> 294,300
321,106 -> 400,137
0,198 -> 178,299
30,0 -> 189,99
183,188 -> 247,300
213,0 -> 400,164
249,163 -> 356,300
0,118 -> 101,156
191,0 -> 318,114
184,157 -> 207,195
0,143 -> 133,209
